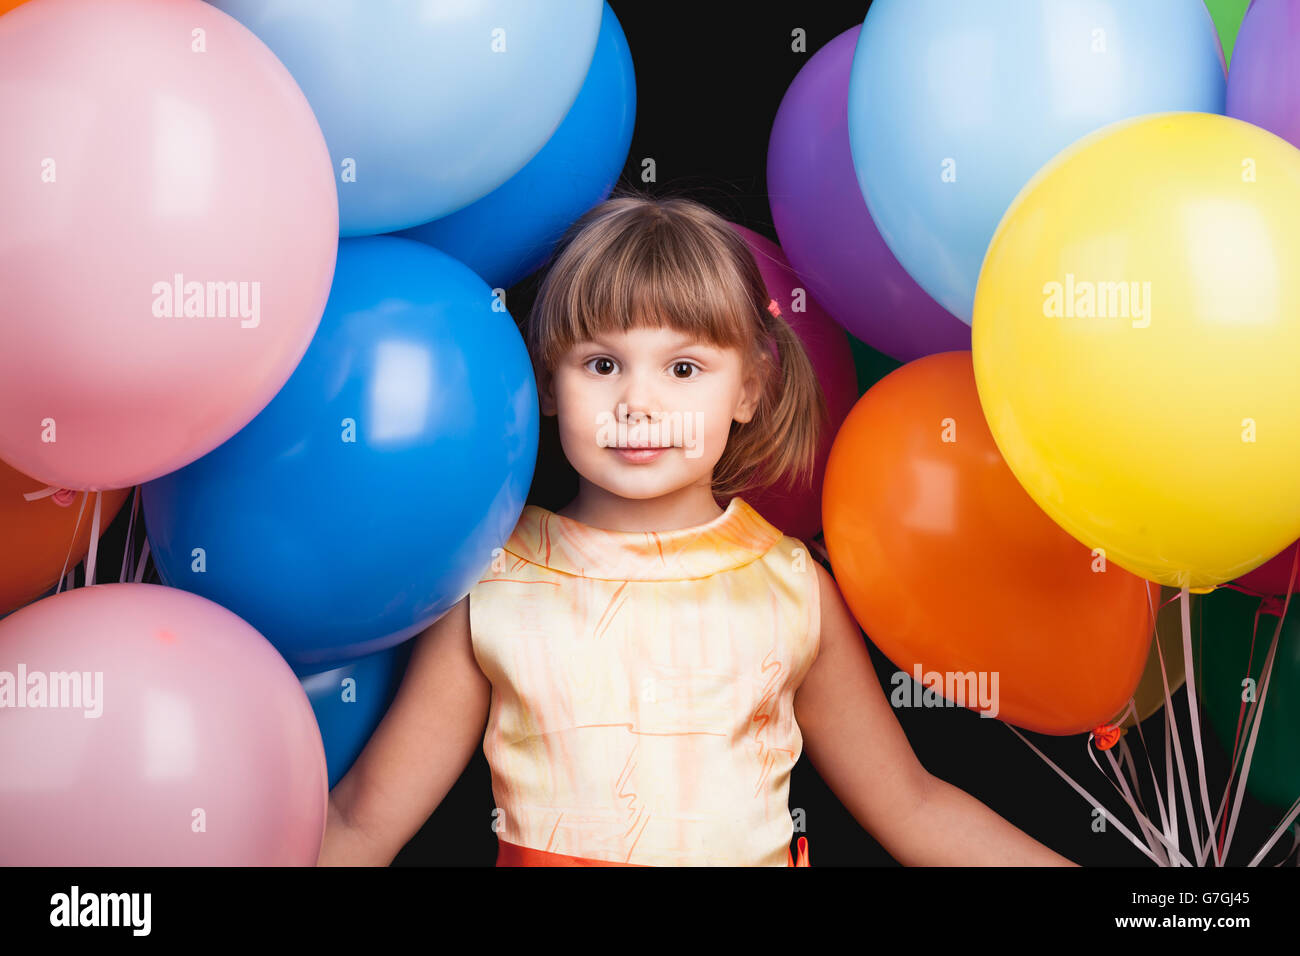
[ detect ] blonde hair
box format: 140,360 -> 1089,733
525,188 -> 828,501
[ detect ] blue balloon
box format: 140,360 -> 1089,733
208,0 -> 604,236
394,2 -> 636,290
296,642 -> 413,789
143,237 -> 538,669
848,0 -> 1226,324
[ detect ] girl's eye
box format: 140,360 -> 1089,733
587,357 -> 618,375
671,361 -> 700,380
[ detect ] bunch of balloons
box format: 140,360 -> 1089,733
815,0 -> 1300,793
0,0 -> 635,864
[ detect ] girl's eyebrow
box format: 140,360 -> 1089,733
579,333 -> 721,354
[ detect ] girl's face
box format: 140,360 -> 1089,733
540,325 -> 763,501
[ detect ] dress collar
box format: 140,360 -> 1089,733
504,496 -> 785,581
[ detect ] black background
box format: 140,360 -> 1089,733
72,0 -> 1293,868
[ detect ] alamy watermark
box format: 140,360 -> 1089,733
152,273 -> 261,328
596,402 -> 703,458
50,886 -> 150,936
890,664 -> 999,719
0,664 -> 103,718
1042,273 -> 1150,328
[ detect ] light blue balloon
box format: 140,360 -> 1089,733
848,0 -> 1226,324
209,0 -> 603,237
394,2 -> 636,290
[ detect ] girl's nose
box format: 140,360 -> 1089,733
616,368 -> 662,420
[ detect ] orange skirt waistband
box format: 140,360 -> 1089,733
495,836 -> 810,867
496,838 -> 646,866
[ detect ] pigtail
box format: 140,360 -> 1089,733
710,298 -> 829,501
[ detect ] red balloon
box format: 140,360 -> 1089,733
1234,539 -> 1300,595
728,224 -> 858,541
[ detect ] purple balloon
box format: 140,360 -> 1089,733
768,25 -> 969,363
1227,0 -> 1300,147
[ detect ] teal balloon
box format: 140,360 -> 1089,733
395,2 -> 636,289
1196,587 -> 1300,809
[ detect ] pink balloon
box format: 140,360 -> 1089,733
0,0 -> 338,490
728,224 -> 858,541
0,583 -> 327,865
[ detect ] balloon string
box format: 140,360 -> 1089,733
1132,585 -> 1183,859
1215,555 -> 1295,858
84,491 -> 102,587
1087,731 -> 1170,864
1117,736 -> 1171,865
1270,824 -> 1300,867
1219,612 -> 1286,859
1125,704 -> 1179,863
1009,586 -> 1190,866
1249,794 -> 1300,867
22,484 -> 74,505
1146,585 -> 1206,863
133,538 -> 152,584
1219,548 -> 1297,861
1215,596 -> 1271,850
1156,590 -> 1184,612
1015,570 -> 1280,868
1004,722 -> 1188,865
54,491 -> 88,595
1121,605 -> 1205,867
119,487 -> 141,584
1178,586 -> 1221,865
1276,824 -> 1300,867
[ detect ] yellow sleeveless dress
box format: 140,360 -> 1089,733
468,496 -> 820,866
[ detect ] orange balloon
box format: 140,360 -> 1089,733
822,351 -> 1155,734
0,1 -> 32,14
0,459 -> 130,615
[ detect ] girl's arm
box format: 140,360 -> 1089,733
794,562 -> 1078,866
317,595 -> 490,865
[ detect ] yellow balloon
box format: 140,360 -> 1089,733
973,112 -> 1300,590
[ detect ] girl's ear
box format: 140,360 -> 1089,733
733,355 -> 765,424
538,368 -> 558,416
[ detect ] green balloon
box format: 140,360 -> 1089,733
848,334 -> 901,396
1195,587 -> 1300,809
1204,0 -> 1252,68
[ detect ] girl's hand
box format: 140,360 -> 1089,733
318,596 -> 489,865
794,563 -> 1076,866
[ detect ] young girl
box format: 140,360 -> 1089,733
318,192 -> 1076,867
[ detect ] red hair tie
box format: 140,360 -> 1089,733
766,298 -> 782,319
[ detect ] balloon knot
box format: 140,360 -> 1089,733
50,489 -> 77,507
1092,724 -> 1123,750
1259,595 -> 1288,618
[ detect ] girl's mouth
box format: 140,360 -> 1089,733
612,446 -> 668,464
